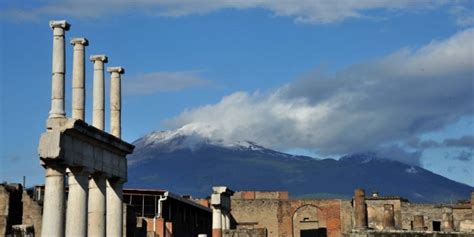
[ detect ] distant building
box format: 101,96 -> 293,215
222,189 -> 474,237
123,188 -> 212,237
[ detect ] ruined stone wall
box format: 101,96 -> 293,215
400,203 -> 444,231
350,231 -> 473,237
365,199 -> 403,230
340,200 -> 354,234
452,207 -> 472,232
230,192 -> 344,237
0,184 -> 23,237
230,198 -> 280,236
21,191 -> 42,237
223,228 -> 267,237
0,185 -> 8,237
278,199 -> 342,237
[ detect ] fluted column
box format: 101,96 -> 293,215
41,164 -> 66,237
88,173 -> 106,237
49,20 -> 70,118
212,208 -> 222,237
107,67 -> 124,138
106,178 -> 124,237
71,38 -> 88,120
66,168 -> 89,236
90,55 -> 108,130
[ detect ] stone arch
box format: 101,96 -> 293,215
292,205 -> 327,237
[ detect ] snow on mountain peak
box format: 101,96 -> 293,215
139,123 -> 269,152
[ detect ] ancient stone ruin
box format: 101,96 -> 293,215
37,20 -> 134,237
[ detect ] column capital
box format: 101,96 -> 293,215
49,20 -> 70,30
90,55 -> 108,63
107,67 -> 125,74
71,37 -> 89,46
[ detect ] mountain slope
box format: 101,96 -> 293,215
127,130 -> 472,203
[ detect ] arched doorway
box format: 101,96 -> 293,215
292,205 -> 327,237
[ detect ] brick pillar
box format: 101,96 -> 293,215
354,188 -> 367,229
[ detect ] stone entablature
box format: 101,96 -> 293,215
39,118 -> 132,180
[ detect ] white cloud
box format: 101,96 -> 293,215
450,5 -> 474,27
123,70 -> 211,95
1,0 -> 451,24
166,28 -> 474,155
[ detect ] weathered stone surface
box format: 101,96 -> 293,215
108,66 -> 124,138
71,37 -> 88,120
383,204 -> 395,230
38,118 -> 133,179
49,20 -> 69,119
90,54 -> 108,130
22,191 -> 42,237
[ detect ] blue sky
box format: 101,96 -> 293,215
0,1 -> 473,187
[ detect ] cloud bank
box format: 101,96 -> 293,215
123,71 -> 211,95
167,28 -> 474,156
0,0 -> 455,24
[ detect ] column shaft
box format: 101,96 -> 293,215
93,61 -> 105,130
221,213 -> 225,230
71,38 -> 88,120
354,188 -> 368,229
66,169 -> 89,236
224,214 -> 230,230
106,179 -> 123,237
41,165 -> 65,237
49,21 -> 69,118
88,174 -> 106,237
91,55 -> 107,130
110,70 -> 122,137
212,208 -> 222,237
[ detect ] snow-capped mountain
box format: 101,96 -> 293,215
127,129 -> 473,203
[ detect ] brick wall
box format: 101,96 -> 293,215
223,228 -> 267,237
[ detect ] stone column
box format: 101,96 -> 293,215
90,55 -> 108,130
106,178 -> 123,237
107,67 -> 124,138
413,215 -> 425,231
221,213 -> 226,230
49,20 -> 70,118
88,173 -> 106,237
442,207 -> 454,232
70,38 -> 88,120
212,208 -> 222,237
65,168 -> 89,236
41,164 -> 65,237
383,204 -> 395,230
354,188 -> 367,229
224,214 -> 230,230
